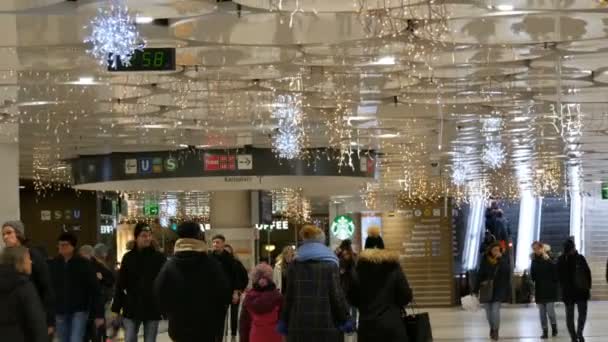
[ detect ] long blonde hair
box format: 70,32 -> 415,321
276,245 -> 295,268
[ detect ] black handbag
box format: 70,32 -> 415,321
402,304 -> 433,342
479,266 -> 499,303
479,278 -> 495,303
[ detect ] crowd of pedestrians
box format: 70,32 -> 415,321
475,236 -> 592,342
0,220 -> 415,342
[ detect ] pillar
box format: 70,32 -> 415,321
209,191 -> 254,268
0,123 -> 20,248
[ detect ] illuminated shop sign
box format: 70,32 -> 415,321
255,220 -> 289,230
331,215 -> 355,240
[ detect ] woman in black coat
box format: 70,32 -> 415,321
0,246 -> 48,342
530,241 -> 559,339
348,239 -> 413,342
557,238 -> 591,342
474,242 -> 510,341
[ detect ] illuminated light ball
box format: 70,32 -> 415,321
84,3 -> 146,69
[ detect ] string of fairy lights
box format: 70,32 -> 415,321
7,0 -> 591,208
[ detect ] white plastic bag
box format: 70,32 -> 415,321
461,294 -> 480,312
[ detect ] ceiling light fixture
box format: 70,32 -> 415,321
272,94 -> 304,160
76,76 -> 96,85
135,16 -> 154,24
84,0 -> 146,69
482,142 -> 506,169
371,56 -> 396,66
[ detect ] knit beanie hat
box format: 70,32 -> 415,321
177,221 -> 204,240
2,221 -> 26,243
251,263 -> 274,287
134,222 -> 152,239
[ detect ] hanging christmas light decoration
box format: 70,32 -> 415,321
272,94 -> 305,159
482,142 -> 506,169
482,117 -> 502,133
452,163 -> 468,186
84,0 -> 146,69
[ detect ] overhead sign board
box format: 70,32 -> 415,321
108,48 -> 176,72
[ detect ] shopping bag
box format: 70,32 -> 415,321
461,294 -> 480,312
402,305 -> 433,342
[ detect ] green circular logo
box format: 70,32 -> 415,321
331,215 -> 355,240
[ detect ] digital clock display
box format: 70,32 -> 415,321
108,48 -> 176,72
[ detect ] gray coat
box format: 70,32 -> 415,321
280,260 -> 350,342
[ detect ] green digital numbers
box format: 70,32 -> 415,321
154,51 -> 164,67
142,51 -> 152,67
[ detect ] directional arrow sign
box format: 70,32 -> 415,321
237,155 -> 253,170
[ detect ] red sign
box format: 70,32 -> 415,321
204,154 -> 236,171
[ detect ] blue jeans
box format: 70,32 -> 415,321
538,302 -> 557,329
484,302 -> 501,330
56,312 -> 89,342
123,318 -> 159,342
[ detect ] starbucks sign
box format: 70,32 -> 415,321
331,215 -> 355,240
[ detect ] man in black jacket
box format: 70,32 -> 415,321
2,221 -> 55,337
155,222 -> 231,342
211,234 -> 246,342
48,232 -> 104,342
112,223 -> 166,342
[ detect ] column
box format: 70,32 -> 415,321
209,191 -> 254,268
0,123 -> 20,248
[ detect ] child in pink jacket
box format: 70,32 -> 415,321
240,263 -> 283,342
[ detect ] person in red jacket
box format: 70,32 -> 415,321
239,263 -> 283,342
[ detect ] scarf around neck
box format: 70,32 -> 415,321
295,242 -> 339,266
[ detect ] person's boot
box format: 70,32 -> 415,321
551,323 -> 558,337
578,335 -> 585,342
491,329 -> 499,341
541,328 -> 549,339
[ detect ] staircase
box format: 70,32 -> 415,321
539,197 -> 571,253
584,195 -> 608,300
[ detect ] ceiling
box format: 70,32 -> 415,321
2,0 -> 608,199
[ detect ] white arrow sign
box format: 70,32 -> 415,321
237,154 -> 253,170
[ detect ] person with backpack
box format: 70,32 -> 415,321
530,241 -> 559,339
557,238 -> 591,342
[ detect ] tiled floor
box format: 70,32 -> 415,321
153,302 -> 608,341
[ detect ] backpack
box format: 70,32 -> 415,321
574,256 -> 591,291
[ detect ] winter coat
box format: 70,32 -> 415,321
0,265 -> 48,342
29,247 -> 55,327
154,238 -> 231,342
90,258 -> 115,304
348,249 -> 412,342
475,254 -> 511,303
530,254 -> 559,303
338,256 -> 356,298
240,284 -> 283,342
280,260 -> 350,342
213,251 -> 246,292
558,252 -> 591,303
48,255 -> 103,318
112,246 -> 166,320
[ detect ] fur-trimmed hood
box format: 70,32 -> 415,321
358,249 -> 400,264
